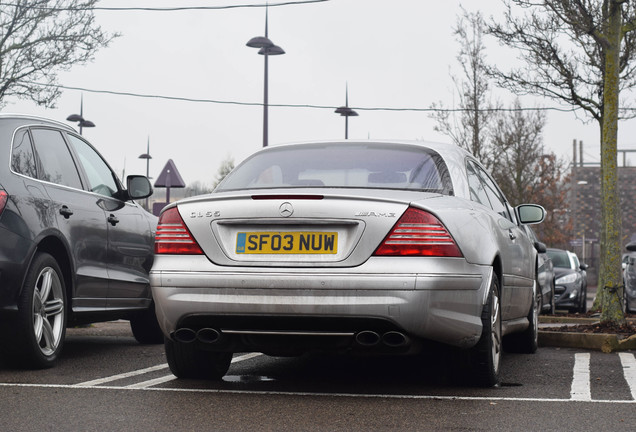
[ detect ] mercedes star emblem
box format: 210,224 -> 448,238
279,202 -> 294,217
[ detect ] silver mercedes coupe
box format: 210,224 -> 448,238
150,140 -> 545,386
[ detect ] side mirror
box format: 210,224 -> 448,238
580,263 -> 588,270
517,204 -> 546,225
534,241 -> 547,253
627,242 -> 636,252
127,175 -> 153,200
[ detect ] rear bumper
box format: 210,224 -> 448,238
150,256 -> 493,349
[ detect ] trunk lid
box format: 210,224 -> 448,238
175,190 -> 440,267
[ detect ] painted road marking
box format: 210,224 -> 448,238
3,352 -> 634,403
570,352 -> 591,401
619,352 -> 636,400
78,352 -> 263,388
76,363 -> 169,387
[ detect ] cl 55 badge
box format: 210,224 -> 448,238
190,211 -> 220,218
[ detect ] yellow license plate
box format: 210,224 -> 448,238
236,231 -> 338,254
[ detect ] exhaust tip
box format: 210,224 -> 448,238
197,328 -> 222,344
382,331 -> 409,348
173,328 -> 197,344
355,330 -> 381,346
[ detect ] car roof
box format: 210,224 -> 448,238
0,113 -> 74,132
267,139 -> 471,159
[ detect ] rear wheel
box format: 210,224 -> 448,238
165,337 -> 232,379
7,252 -> 67,368
578,286 -> 588,313
470,274 -> 501,387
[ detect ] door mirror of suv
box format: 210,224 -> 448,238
127,175 -> 153,200
627,242 -> 636,252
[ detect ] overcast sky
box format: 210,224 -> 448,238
6,0 -> 634,187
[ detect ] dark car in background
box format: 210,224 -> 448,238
546,248 -> 588,313
0,114 -> 161,368
523,226 -> 555,314
623,243 -> 636,313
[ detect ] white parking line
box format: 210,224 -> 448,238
571,352 -> 591,401
231,352 -> 263,363
92,352 -> 263,389
1,381 -> 635,404
126,375 -> 176,389
619,352 -> 636,400
76,364 -> 169,387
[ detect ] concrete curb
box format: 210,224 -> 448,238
539,331 -> 636,352
538,316 -> 636,352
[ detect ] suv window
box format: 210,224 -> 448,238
31,128 -> 83,189
11,129 -> 37,178
67,134 -> 119,198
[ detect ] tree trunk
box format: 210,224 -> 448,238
598,0 -> 625,324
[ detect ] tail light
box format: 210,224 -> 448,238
155,207 -> 203,255
0,190 -> 7,216
374,207 -> 462,257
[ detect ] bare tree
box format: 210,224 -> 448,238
429,9 -> 499,165
528,154 -> 573,248
0,0 -> 116,108
487,0 -> 636,323
184,181 -> 213,198
213,156 -> 235,189
490,99 -> 546,206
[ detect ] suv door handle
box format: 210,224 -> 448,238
107,214 -> 119,226
508,229 -> 516,241
59,206 -> 73,219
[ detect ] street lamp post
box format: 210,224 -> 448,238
246,5 -> 285,147
138,137 -> 152,211
335,84 -> 358,139
66,94 -> 95,135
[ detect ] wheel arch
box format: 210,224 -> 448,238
32,235 -> 74,305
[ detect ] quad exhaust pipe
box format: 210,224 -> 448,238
173,327 -> 410,349
354,330 -> 410,348
173,327 -> 223,344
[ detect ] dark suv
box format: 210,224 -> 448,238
0,114 -> 161,368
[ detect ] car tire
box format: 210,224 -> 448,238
549,281 -> 556,315
130,303 -> 164,344
470,273 -> 501,387
7,252 -> 67,369
505,283 -> 540,354
578,287 -> 588,314
164,337 -> 232,379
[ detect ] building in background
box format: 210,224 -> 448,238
568,140 -> 636,285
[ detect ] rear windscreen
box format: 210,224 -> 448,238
216,143 -> 453,195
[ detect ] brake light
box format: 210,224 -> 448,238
155,207 -> 204,255
374,207 -> 462,257
0,190 -> 7,216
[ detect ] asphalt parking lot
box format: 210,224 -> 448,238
0,320 -> 634,431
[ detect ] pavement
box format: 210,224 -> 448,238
538,285 -> 636,352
